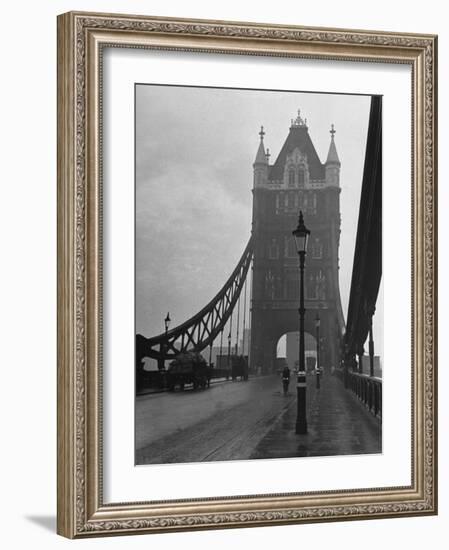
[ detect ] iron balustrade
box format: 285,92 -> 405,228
346,371 -> 382,418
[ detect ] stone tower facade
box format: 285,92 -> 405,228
250,111 -> 345,373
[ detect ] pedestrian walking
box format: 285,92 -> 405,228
282,365 -> 290,396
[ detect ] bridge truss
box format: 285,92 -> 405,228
136,236 -> 253,365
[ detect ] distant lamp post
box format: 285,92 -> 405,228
227,331 -> 232,368
292,210 -> 310,434
161,312 -> 170,370
315,314 -> 321,389
164,312 -> 171,335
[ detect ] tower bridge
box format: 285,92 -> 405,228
250,109 -> 345,374
137,109 -> 346,375
136,98 -> 382,464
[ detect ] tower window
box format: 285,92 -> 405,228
285,236 -> 297,258
306,273 -> 317,300
298,167 -> 305,187
288,192 -> 295,210
288,169 -> 295,187
312,238 -> 323,259
268,239 -> 279,259
317,270 -> 326,300
265,270 -> 275,299
274,276 -> 282,300
308,192 -> 317,215
286,278 -> 299,300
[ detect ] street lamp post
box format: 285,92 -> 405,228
292,210 -> 310,435
315,314 -> 321,389
160,312 -> 171,371
164,312 -> 171,336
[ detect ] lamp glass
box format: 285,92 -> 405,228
164,313 -> 171,331
292,211 -> 310,253
293,231 -> 308,253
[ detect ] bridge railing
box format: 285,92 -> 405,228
345,371 -> 382,419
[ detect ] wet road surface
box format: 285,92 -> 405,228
136,375 -> 291,464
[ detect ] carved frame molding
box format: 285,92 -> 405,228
57,11 -> 437,538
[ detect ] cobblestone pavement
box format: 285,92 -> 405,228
250,374 -> 381,460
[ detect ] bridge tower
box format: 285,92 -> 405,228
250,111 -> 345,374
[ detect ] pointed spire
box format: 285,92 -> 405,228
326,123 -> 340,165
254,125 -> 268,164
291,109 -> 307,128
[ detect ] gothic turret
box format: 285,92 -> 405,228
269,110 -> 324,184
325,124 -> 340,186
250,111 -> 345,375
253,126 -> 268,187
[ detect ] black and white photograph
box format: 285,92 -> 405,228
1,0 -> 443,545
135,84 -> 383,466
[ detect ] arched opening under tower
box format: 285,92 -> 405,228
276,331 -> 318,373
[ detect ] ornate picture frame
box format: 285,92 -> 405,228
57,11 -> 437,538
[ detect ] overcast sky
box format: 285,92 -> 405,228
135,84 -> 383,356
